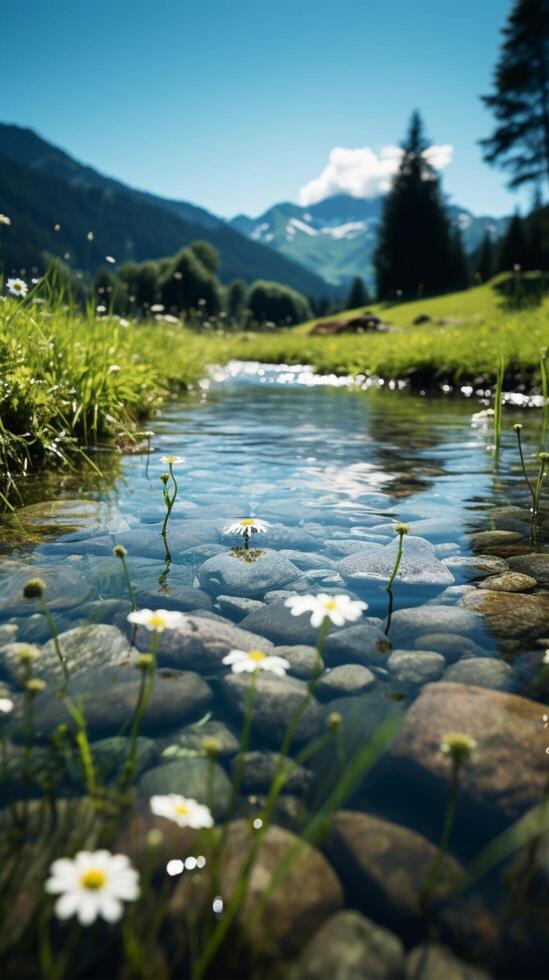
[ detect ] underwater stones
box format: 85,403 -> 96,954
222,672 -> 323,745
0,562 -> 94,613
326,811 -> 462,935
115,519 -> 222,560
32,668 -> 212,740
324,623 -> 391,667
468,530 -> 524,553
169,820 -> 343,956
338,536 -> 454,588
478,571 -> 537,592
413,633 -> 486,663
387,650 -> 446,686
232,751 -> 312,792
135,586 -> 212,613
91,736 -> 158,779
145,614 -> 273,670
240,599 -> 322,645
162,720 -> 240,759
293,910 -> 405,980
42,624 -> 134,680
405,944 -> 490,980
198,549 -> 301,599
0,624 -> 17,646
441,555 -> 509,578
460,589 -> 549,642
316,664 -> 375,699
387,683 -> 547,828
443,658 -> 514,691
507,553 -> 549,587
223,522 -> 319,551
280,551 -> 337,571
388,606 -> 483,644
273,644 -> 321,679
216,595 -> 264,619
139,757 -> 231,816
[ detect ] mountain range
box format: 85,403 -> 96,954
230,195 -> 509,289
0,122 -> 509,297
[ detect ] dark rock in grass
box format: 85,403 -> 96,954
387,650 -> 445,686
316,664 -> 375,699
31,667 -> 212,740
324,623 -> 392,667
232,750 -> 312,793
460,588 -> 549,643
198,549 -> 301,598
338,536 -> 454,588
405,944 -> 490,980
139,757 -> 231,816
221,672 -> 322,745
325,811 -> 462,937
168,820 -> 343,956
478,572 -> 537,593
91,736 -> 158,779
443,657 -> 514,691
507,553 -> 549,587
386,682 -> 547,832
140,614 -> 273,670
293,910 -> 405,980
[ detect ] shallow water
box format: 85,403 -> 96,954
1,362 -> 548,977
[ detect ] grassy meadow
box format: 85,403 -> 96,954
1,273 -> 548,501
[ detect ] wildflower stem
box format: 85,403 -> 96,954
514,425 -> 534,498
421,758 -> 460,911
120,554 -> 136,610
386,528 -> 407,591
39,596 -> 69,686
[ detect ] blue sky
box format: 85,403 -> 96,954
2,0 -> 529,218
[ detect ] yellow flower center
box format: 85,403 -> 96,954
81,869 -> 107,890
324,600 -> 337,610
14,283 -> 22,292
247,650 -> 267,662
149,614 -> 166,629
241,519 -> 255,526
175,803 -> 189,815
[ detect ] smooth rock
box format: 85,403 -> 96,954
387,650 -> 446,685
222,672 -> 322,745
469,530 -> 523,550
135,586 -> 212,612
43,624 -> 134,680
280,551 -> 337,571
274,644 -> 321,679
388,607 -> 483,644
232,751 -> 312,792
293,910 -> 405,980
316,664 -> 375,699
139,757 -> 231,816
198,549 -> 300,598
460,589 -> 549,641
216,595 -> 264,619
91,736 -> 158,779
169,820 -> 343,955
139,615 -> 273,671
324,623 -> 392,667
443,658 -> 514,690
160,720 -> 240,759
405,943 -> 490,980
0,562 -> 94,613
222,523 -> 320,552
413,633 -> 487,662
507,553 -> 549,587
478,572 -> 537,593
339,536 -> 454,588
240,599 -> 328,646
387,682 -> 548,830
326,811 -> 462,934
441,555 -> 509,578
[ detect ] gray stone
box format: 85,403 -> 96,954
478,572 -> 537,593
387,650 -> 445,685
508,553 -> 549,587
232,751 -> 312,793
222,672 -> 322,745
222,522 -> 319,552
139,757 -> 231,817
460,589 -> 549,642
316,664 -> 375,699
443,657 -> 514,690
44,624 -> 134,680
198,549 -> 301,598
91,736 -> 158,779
0,561 -> 94,613
324,623 -> 392,668
426,584 -> 476,606
413,634 -> 486,663
405,943 -> 490,980
339,536 -> 454,588
216,595 -> 264,619
468,529 -> 524,551
161,720 -> 240,759
134,586 -> 212,612
280,551 -> 337,571
388,606 -> 483,644
274,644 -> 321,679
441,555 -> 509,578
240,599 -> 323,645
294,910 -> 405,980
142,615 -> 273,671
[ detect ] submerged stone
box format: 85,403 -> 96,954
338,536 -> 454,588
387,650 -> 446,686
232,750 -> 312,792
198,549 -> 301,598
405,943 -> 490,980
140,614 -> 273,670
316,664 -> 375,699
222,672 -> 323,745
293,910 -> 405,980
460,589 -> 549,642
139,757 -> 231,816
443,657 -> 514,690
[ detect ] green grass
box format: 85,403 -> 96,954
1,274 -> 548,502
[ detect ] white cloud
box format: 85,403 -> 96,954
298,144 -> 454,206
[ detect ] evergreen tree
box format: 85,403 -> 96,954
475,231 -> 496,281
498,212 -> 530,271
345,276 -> 370,309
448,228 -> 470,290
481,0 -> 549,190
226,279 -> 247,322
374,112 -> 456,299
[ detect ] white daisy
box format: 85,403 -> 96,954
222,648 -> 289,676
127,608 -> 187,632
0,697 -> 14,714
150,794 -> 213,829
105,255 -> 116,264
6,278 -> 28,298
224,518 -> 270,536
45,850 -> 139,925
543,649 -> 549,665
0,214 -> 11,226
285,593 -> 367,628
160,455 -> 185,465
